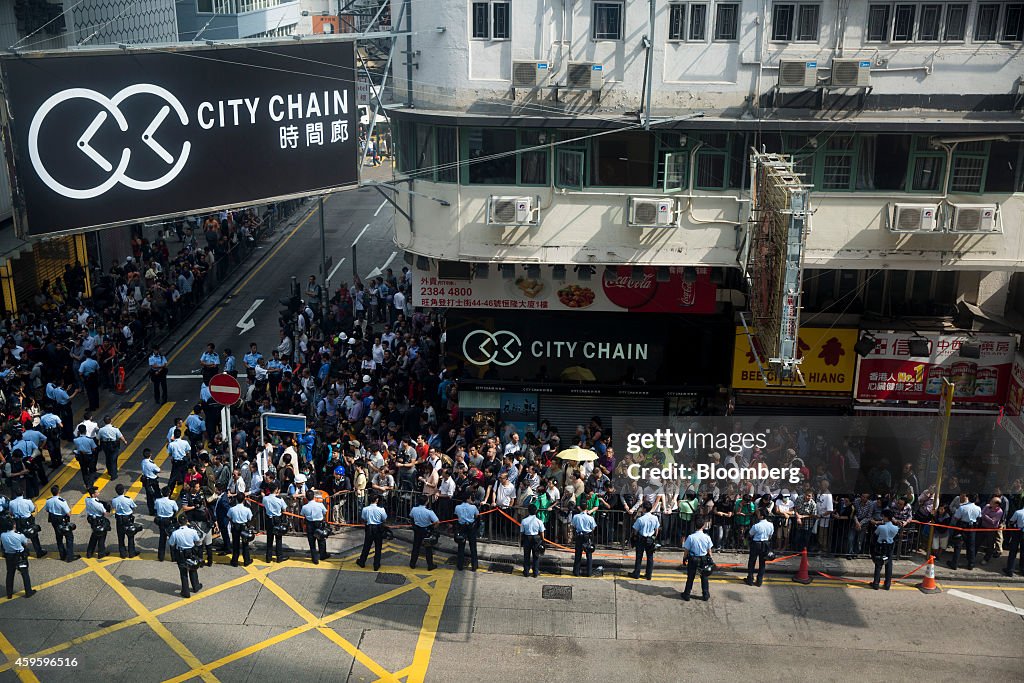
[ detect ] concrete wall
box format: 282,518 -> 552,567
177,0 -> 299,39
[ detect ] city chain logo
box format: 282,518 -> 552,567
27,84 -> 191,200
462,330 -> 522,366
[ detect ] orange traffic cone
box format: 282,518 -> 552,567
792,548 -> 813,584
114,365 -> 126,393
916,555 -> 941,594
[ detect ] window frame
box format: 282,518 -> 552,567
1002,2 -> 1024,41
712,2 -> 740,41
668,2 -> 688,40
867,2 -> 972,43
948,141 -> 990,194
471,1 -> 510,41
592,1 -> 625,41
906,136 -> 946,193
771,2 -> 822,43
460,127 -> 519,186
694,133 -> 731,190
688,3 -> 709,39
492,1 -> 511,40
517,130 -> 550,187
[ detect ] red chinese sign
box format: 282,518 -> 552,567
855,331 -> 1016,404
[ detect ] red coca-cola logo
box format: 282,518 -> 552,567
602,267 -> 658,309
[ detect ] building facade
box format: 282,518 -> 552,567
386,0 -> 1024,420
176,0 -> 300,40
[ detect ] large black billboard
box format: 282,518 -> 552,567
0,40 -> 358,236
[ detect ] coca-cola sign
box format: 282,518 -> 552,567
602,267 -> 659,308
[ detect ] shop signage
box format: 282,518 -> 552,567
1003,353 -> 1024,448
732,327 -> 858,393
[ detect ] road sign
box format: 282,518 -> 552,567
263,413 -> 307,434
208,373 -> 242,406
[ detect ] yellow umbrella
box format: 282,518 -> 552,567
560,366 -> 596,382
557,447 -> 598,462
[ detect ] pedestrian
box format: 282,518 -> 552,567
149,346 -> 169,404
301,489 -> 331,565
84,486 -> 110,559
744,509 -> 774,587
154,486 -> 180,562
97,415 -> 128,480
870,509 -> 899,590
215,484 -> 233,555
167,520 -> 203,598
979,496 -> 1004,563
454,494 -> 479,571
44,485 -> 79,563
228,494 -> 253,567
357,494 -> 388,571
1,518 -> 35,600
571,505 -> 596,577
681,523 -> 714,602
1004,501 -> 1024,577
630,500 -> 660,580
409,500 -> 439,570
8,494 -> 45,558
947,493 -> 981,571
520,503 -> 545,578
111,483 -> 139,558
141,448 -> 162,516
263,483 -> 288,563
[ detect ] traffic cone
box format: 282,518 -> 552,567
916,555 -> 941,594
792,548 -> 813,584
114,365 -> 126,393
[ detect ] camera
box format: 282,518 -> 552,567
239,526 -> 256,543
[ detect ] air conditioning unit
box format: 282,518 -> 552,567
511,60 -> 549,88
778,60 -> 818,88
889,203 -> 939,233
628,197 -> 676,227
567,62 -> 604,90
829,58 -> 872,87
488,196 -> 539,225
947,203 -> 999,234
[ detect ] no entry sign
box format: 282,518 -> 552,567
208,373 -> 241,406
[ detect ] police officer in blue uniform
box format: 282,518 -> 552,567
223,348 -> 237,377
520,503 -> 545,578
409,501 -> 439,571
11,433 -> 44,494
79,351 -> 101,411
199,343 -> 220,385
681,524 -> 714,601
44,485 -> 79,562
871,509 -> 900,590
2,518 -> 35,599
357,494 -> 388,570
630,500 -> 661,580
745,510 -> 775,587
300,490 -> 331,565
571,505 -> 597,577
97,416 -> 128,480
184,408 -> 206,453
263,483 -> 288,563
72,424 -> 99,489
154,487 -> 180,562
112,484 -> 139,558
454,494 -> 480,571
166,430 -> 192,497
168,521 -> 203,598
141,449 -> 162,515
50,380 -> 77,440
9,495 -> 45,558
243,343 -> 262,386
948,493 -> 982,571
228,494 -> 254,567
84,486 -> 111,559
38,410 -> 63,470
149,346 -> 169,404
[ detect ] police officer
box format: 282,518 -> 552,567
168,520 -> 203,598
1,518 -> 35,599
149,346 -> 169,404
184,408 -> 206,454
79,350 -> 101,411
11,433 -> 44,493
50,380 -> 77,440
263,483 -> 288,563
743,510 -> 774,587
948,493 -> 982,571
571,505 -> 597,577
454,494 -> 480,572
243,343 -> 262,387
520,503 -> 545,578
630,500 -> 661,580
357,494 -> 388,571
111,484 -> 140,558
84,486 -> 110,559
97,416 -> 128,480
72,424 -> 99,489
199,343 -> 220,385
179,480 -> 213,567
9,494 -> 45,558
1005,501 -> 1024,578
300,490 -> 331,565
38,409 -> 63,470
154,487 -> 180,562
43,485 -> 78,562
166,430 -> 192,497
228,494 -> 253,567
141,449 -> 162,516
681,523 -> 714,602
871,509 -> 899,590
409,500 -> 439,571
3,451 -> 35,499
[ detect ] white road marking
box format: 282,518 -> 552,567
328,257 -> 347,281
948,589 -> 1024,616
351,223 -> 370,248
236,298 -> 264,335
374,200 -> 387,216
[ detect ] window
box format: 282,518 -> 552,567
591,132 -> 655,186
713,3 -> 739,40
892,4 -> 916,40
556,150 -> 585,190
1003,3 -> 1024,40
464,128 -> 517,184
669,3 -> 687,40
472,1 -> 510,40
975,3 -> 1001,39
867,4 -> 891,40
695,133 -> 730,189
689,3 -> 708,39
944,3 -> 967,39
593,2 -> 624,40
518,131 -> 549,185
772,3 -> 820,41
821,135 -> 856,190
907,137 -> 944,192
949,141 -> 989,193
868,2 -> 972,42
918,3 -> 942,39
436,127 -> 458,183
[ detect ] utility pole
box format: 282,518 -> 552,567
319,195 -> 327,317
926,378 -> 955,554
643,0 -> 656,130
403,0 -> 413,107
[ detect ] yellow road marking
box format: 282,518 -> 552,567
85,559 -> 219,683
0,557 -> 122,605
405,571 -> 453,683
0,630 -> 40,683
71,402 -> 175,514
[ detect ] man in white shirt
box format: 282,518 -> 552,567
816,480 -> 834,552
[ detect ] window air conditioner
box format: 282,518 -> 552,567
567,62 -> 604,90
488,196 -> 539,225
778,60 -> 818,88
628,197 -> 676,227
947,203 -> 999,234
889,203 -> 939,233
511,61 -> 549,88
829,58 -> 872,87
